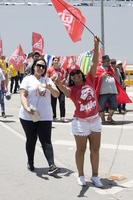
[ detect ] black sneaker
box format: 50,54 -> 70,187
27,163 -> 35,172
1,112 -> 6,118
48,164 -> 58,175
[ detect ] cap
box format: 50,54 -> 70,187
102,55 -> 110,62
68,64 -> 80,74
116,60 -> 122,65
111,59 -> 116,65
32,51 -> 41,57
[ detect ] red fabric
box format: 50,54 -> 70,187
32,32 -> 44,55
47,66 -> 65,80
9,44 -> 26,71
0,39 -> 3,56
67,64 -> 80,73
95,65 -> 132,104
70,74 -> 99,118
51,0 -> 86,42
61,56 -> 77,70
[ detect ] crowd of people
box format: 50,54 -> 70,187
0,36 -> 131,187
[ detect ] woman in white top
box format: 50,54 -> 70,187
19,58 -> 60,175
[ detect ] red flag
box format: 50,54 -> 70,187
0,38 -> 3,56
9,44 -> 26,70
51,0 -> 86,42
32,32 -> 44,55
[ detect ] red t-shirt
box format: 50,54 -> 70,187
47,66 -> 65,80
70,73 -> 99,118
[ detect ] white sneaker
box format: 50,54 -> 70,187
77,176 -> 86,186
91,176 -> 103,188
60,117 -> 68,122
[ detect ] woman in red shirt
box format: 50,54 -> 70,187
55,36 -> 103,188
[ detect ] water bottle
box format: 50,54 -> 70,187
30,105 -> 40,122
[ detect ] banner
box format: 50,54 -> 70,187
9,44 -> 26,70
32,32 -> 44,55
51,0 -> 86,42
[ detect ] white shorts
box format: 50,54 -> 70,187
71,115 -> 102,136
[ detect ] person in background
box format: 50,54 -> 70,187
116,60 -> 127,113
97,55 -> 118,124
19,58 -> 60,175
0,66 -> 7,116
24,51 -> 41,76
47,57 -> 66,122
0,56 -> 8,117
18,63 -> 25,84
8,64 -> 19,94
55,36 -> 103,188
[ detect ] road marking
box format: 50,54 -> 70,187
94,179 -> 133,195
0,121 -> 70,168
1,121 -> 133,152
53,140 -> 133,151
1,121 -> 133,195
2,116 -> 133,130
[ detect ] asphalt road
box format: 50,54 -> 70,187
1,87 -> 133,200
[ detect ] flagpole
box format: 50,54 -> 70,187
101,0 -> 105,54
56,0 -> 103,45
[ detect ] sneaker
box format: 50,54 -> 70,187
107,117 -> 116,125
60,117 -> 68,123
27,163 -> 35,172
77,176 -> 86,186
53,117 -> 58,122
91,176 -> 103,188
1,112 -> 6,118
48,164 -> 58,175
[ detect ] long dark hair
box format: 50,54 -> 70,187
31,58 -> 47,76
68,69 -> 86,86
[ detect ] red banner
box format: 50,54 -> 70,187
51,0 -> 86,42
32,32 -> 44,55
9,44 -> 26,70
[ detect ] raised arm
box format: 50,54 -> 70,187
89,36 -> 100,77
55,78 -> 71,97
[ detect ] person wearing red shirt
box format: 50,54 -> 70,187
55,36 -> 103,188
47,57 -> 66,122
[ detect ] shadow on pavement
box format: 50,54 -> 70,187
0,119 -> 16,123
77,178 -> 127,197
3,114 -> 14,117
102,120 -> 133,126
34,167 -> 74,179
53,118 -> 72,123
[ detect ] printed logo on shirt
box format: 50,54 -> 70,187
79,86 -> 96,112
80,86 -> 94,100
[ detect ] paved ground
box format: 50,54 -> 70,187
1,87 -> 133,200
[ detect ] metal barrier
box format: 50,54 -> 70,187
124,65 -> 133,86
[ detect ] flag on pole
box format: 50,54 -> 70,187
51,0 -> 86,42
32,32 -> 44,55
9,44 -> 26,70
0,37 -> 3,56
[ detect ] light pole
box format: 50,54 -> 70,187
101,0 -> 105,54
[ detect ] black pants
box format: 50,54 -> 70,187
10,76 -> 19,93
51,91 -> 65,118
20,119 -> 55,166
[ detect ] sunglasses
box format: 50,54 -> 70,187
71,70 -> 81,77
36,63 -> 46,69
111,62 -> 116,65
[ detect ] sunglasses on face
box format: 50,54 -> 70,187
111,63 -> 116,65
36,63 -> 46,69
71,70 -> 81,77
